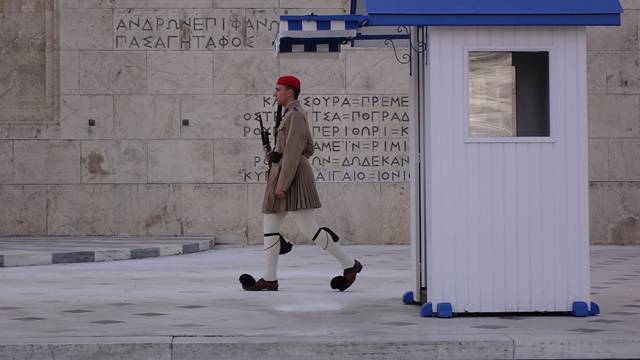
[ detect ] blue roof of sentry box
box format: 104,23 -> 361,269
351,0 -> 622,26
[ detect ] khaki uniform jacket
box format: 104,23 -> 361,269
262,100 -> 321,214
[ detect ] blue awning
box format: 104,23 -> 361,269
273,1 -> 622,55
351,0 -> 622,26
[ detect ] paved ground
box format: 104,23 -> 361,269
0,244 -> 639,359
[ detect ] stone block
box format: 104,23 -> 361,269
0,339 -> 172,360
114,95 -> 180,139
245,94 -> 284,128
181,184 -> 247,239
0,141 -> 12,183
0,13 -> 45,67
622,0 -> 640,9
0,0 -> 47,12
13,140 -> 80,184
173,8 -> 247,50
280,7 -> 348,16
0,185 -> 47,236
280,55 -> 346,94
214,51 -> 278,94
95,249 -> 130,261
147,0 -> 211,8
380,183 -> 410,244
113,9 -> 180,50
245,8 -> 280,49
587,52 -> 606,94
213,139 -> 265,183
589,182 -> 640,245
180,95 -> 247,139
589,139 -> 609,182
137,184 -> 181,236
279,0 -> 350,10
214,0 -> 278,8
148,52 -> 212,94
158,245 -> 182,256
113,8 -> 248,51
172,336 -> 513,360
4,253 -> 52,266
587,11 -> 639,51
81,140 -> 147,183
346,49 -> 410,94
59,9 -> 113,50
7,124 -> 61,139
79,51 -> 146,94
61,0 -> 146,8
606,51 -> 640,94
148,140 -> 214,183
305,93 -> 411,140
246,183 -> 263,244
47,184 -> 115,235
114,184 -> 138,235
314,182 -> 381,244
588,95 -> 640,138
0,12 -> 51,124
60,51 -> 79,94
59,95 -> 114,139
610,139 -> 640,181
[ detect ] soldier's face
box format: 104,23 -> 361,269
273,85 -> 292,106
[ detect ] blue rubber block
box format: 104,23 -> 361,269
436,303 -> 453,318
589,302 -> 600,316
420,303 -> 433,317
403,291 -> 415,305
572,301 -> 589,317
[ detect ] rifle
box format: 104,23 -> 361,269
256,112 -> 272,158
274,105 -> 283,148
255,106 -> 284,176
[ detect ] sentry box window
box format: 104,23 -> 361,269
468,51 -> 550,138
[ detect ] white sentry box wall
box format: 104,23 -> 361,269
409,26 -> 590,313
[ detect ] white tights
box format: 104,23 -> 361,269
262,209 -> 355,281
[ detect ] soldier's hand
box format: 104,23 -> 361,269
275,189 -> 286,199
265,151 -> 273,164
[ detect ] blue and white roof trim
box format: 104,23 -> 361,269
273,1 -> 622,55
351,0 -> 622,26
274,15 -> 367,54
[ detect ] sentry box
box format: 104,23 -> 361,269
274,0 -> 622,317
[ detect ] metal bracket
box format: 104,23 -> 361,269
383,26 -> 428,75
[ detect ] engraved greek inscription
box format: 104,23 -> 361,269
241,94 -> 410,183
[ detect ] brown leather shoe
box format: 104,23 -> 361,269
244,278 -> 279,291
330,259 -> 363,291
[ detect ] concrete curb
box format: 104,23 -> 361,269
0,238 -> 215,268
1,334 -> 639,360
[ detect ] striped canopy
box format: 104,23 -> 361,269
274,15 -> 367,54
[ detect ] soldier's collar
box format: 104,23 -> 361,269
285,100 -> 300,111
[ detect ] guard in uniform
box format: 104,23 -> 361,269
239,75 -> 363,291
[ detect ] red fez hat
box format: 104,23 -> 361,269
276,75 -> 301,90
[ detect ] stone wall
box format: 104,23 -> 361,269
0,0 -> 410,245
588,0 -> 640,244
0,0 -> 638,245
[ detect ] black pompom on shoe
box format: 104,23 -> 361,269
239,274 -> 256,290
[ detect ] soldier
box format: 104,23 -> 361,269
239,75 -> 363,292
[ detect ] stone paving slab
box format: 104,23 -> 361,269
0,245 -> 639,359
0,237 -> 215,267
